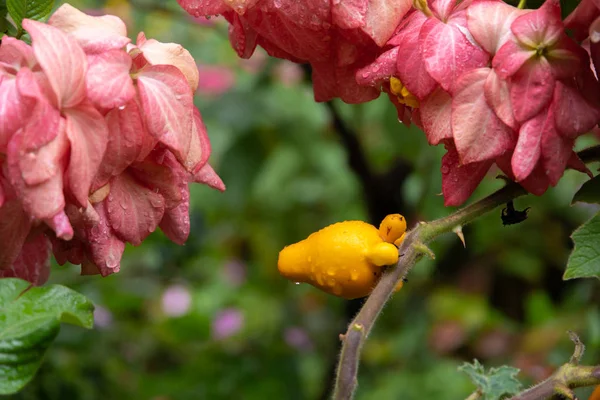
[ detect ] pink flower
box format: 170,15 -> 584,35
358,0 -> 600,206
161,285 -> 192,317
284,327 -> 313,351
196,64 -> 235,96
0,4 -> 224,284
212,308 -> 244,340
176,0 -> 413,103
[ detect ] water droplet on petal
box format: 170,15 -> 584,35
118,105 -> 126,111
441,165 -> 450,174
350,271 -> 359,281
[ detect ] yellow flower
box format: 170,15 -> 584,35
277,214 -> 407,299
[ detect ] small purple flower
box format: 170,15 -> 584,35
161,285 -> 192,317
93,305 -> 113,329
284,327 -> 313,351
212,308 -> 244,340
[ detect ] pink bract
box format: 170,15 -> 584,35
0,4 -> 224,284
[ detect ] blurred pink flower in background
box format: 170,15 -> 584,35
238,48 -> 267,74
222,259 -> 246,287
196,64 -> 235,96
273,61 -> 304,86
284,327 -> 313,352
93,305 -> 114,329
161,284 -> 192,317
212,308 -> 244,339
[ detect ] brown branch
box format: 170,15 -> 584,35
508,332 -> 600,400
332,144 -> 600,400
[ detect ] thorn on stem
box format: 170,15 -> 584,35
339,334 -> 346,342
453,225 -> 466,247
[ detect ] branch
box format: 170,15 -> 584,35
333,180 -> 527,399
332,144 -> 600,400
508,332 -> 600,400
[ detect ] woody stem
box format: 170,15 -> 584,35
332,144 -> 600,400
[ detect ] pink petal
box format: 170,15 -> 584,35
85,201 -> 124,275
391,12 -> 437,99
492,40 -> 533,79
540,113 -> 573,186
0,36 -> 36,68
355,47 -> 399,88
128,153 -> 185,209
228,13 -> 258,59
137,64 -> 194,163
48,4 -> 130,53
192,163 -> 226,191
420,87 -> 453,145
182,108 -> 212,172
452,68 -> 515,163
7,122 -> 68,219
511,0 -> 563,49
362,0 -> 413,47
0,233 -> 51,285
64,103 -> 109,207
0,199 -> 31,269
564,0 -> 600,41
23,19 -> 87,109
484,68 -> 518,130
430,0 -> 458,21
159,184 -> 190,245
175,0 -> 230,18
139,38 -> 200,92
51,236 -> 85,266
312,61 -> 381,103
92,101 -> 145,189
553,80 -> 600,138
546,36 -> 587,79
441,143 -> 493,206
332,0 -> 367,30
105,172 -> 165,245
44,210 -> 74,240
0,71 -> 34,152
86,50 -> 135,109
510,58 -> 554,122
16,101 -> 61,185
511,112 -> 545,181
420,17 -> 489,93
467,0 -> 527,55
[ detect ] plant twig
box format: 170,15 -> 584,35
333,180 -> 527,399
508,332 -> 600,400
332,144 -> 600,400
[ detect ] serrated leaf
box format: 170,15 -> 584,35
564,212 -> 600,280
0,278 -> 94,395
459,359 -> 522,400
572,175 -> 600,205
6,0 -> 53,34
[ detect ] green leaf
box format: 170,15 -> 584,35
572,175 -> 600,205
0,278 -> 94,395
459,360 -> 522,400
564,212 -> 600,280
6,0 -> 53,34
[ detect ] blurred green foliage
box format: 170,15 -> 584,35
7,0 -> 600,399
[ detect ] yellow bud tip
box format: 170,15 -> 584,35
366,242 -> 399,266
379,214 -> 407,244
277,241 -> 309,282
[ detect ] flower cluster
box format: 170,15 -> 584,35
0,4 -> 224,284
176,0 -> 414,103
180,0 -> 600,206
359,0 -> 600,205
